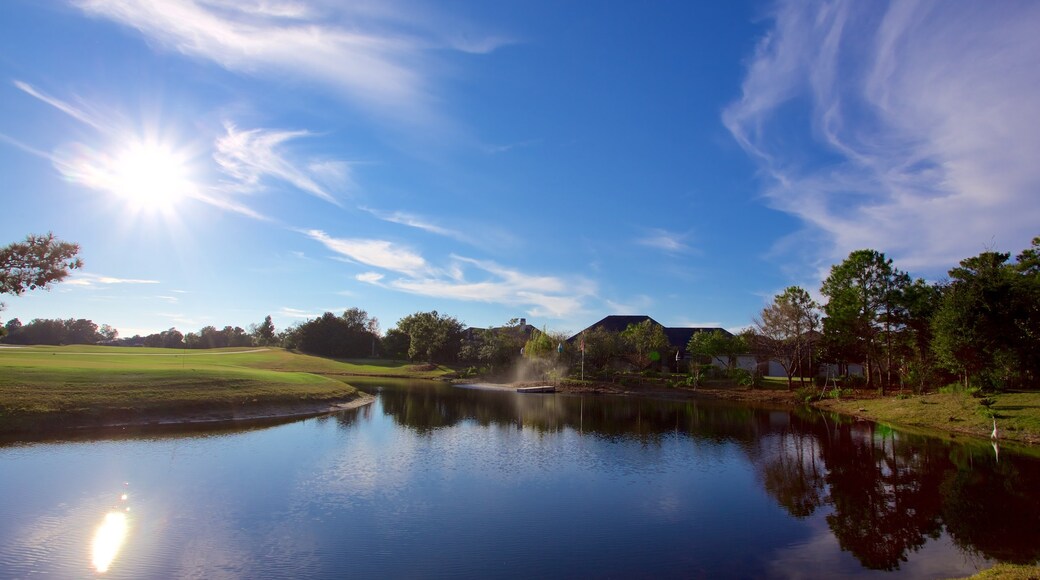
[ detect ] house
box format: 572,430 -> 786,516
463,317 -> 537,343
567,315 -> 731,354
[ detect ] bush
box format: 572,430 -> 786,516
794,386 -> 821,404
939,382 -> 982,397
729,368 -> 752,386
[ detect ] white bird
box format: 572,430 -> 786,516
991,418 -> 999,440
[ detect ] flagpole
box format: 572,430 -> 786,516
580,332 -> 585,383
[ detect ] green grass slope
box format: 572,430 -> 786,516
0,346 -> 442,432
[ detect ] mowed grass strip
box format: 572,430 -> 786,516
816,391 -> 1040,446
0,345 -> 454,374
0,346 -> 382,429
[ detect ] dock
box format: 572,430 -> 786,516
516,385 -> 556,394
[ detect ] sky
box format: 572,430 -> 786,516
2,0 -> 1039,338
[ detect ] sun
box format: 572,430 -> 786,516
105,139 -> 194,213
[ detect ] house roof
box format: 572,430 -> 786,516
568,315 -> 731,351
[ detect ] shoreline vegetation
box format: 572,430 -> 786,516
541,378 -> 1040,447
2,345 -> 1040,450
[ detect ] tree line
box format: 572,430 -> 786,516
3,231 -> 1038,392
751,238 -> 1040,393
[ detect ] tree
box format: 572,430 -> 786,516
621,319 -> 670,370
687,329 -> 748,372
64,318 -> 100,344
898,279 -> 942,393
753,286 -> 820,389
471,319 -> 527,373
251,315 -> 277,346
295,309 -> 378,358
98,324 -> 119,342
0,233 -> 82,309
380,327 -> 410,360
820,249 -> 910,394
580,325 -> 624,374
931,247 -> 1039,390
394,310 -> 464,364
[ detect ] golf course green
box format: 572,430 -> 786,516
0,345 -> 452,433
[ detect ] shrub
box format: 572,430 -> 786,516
730,368 -> 756,387
794,386 -> 821,404
939,382 -> 982,397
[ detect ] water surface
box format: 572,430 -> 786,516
1,379 -> 1037,578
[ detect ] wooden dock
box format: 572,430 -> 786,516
516,385 -> 556,394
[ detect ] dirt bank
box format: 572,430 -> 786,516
0,393 -> 375,439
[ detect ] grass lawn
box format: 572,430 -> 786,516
815,390 -> 1040,447
0,345 -> 450,433
958,563 -> 1040,580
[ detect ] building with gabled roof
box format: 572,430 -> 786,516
567,315 -> 731,355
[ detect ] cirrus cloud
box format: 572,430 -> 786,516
724,0 -> 1040,274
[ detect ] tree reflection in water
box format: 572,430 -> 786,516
344,379 -> 1040,569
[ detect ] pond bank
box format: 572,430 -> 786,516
0,393 -> 375,437
503,379 -> 1040,446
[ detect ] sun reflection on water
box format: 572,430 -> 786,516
91,484 -> 131,574
91,512 -> 128,573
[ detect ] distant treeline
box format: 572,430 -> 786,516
3,236 -> 1039,393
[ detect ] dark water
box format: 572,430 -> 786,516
1,379 -> 1038,579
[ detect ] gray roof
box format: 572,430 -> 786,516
569,315 -> 730,351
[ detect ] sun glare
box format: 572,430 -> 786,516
106,139 -> 194,213
91,511 -> 129,573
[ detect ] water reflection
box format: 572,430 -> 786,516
351,380 -> 1040,570
91,511 -> 128,573
90,483 -> 131,574
747,410 -> 1040,570
3,379 -> 1039,577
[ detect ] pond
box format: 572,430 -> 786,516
1,379 -> 1037,578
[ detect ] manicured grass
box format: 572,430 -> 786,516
0,345 -> 448,433
815,391 -> 1040,446
957,563 -> 1040,579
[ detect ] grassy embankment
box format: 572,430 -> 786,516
0,345 -> 452,433
958,563 -> 1040,580
713,376 -> 1040,447
580,372 -> 1040,447
814,390 -> 1040,447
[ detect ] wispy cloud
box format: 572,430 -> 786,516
635,229 -> 693,254
278,306 -> 320,319
14,78 -> 340,220
64,272 -> 161,286
676,319 -> 723,329
304,229 -> 428,276
604,295 -> 654,315
360,206 -> 471,242
358,255 -> 595,319
72,0 -> 509,126
13,80 -> 111,132
306,224 -> 593,318
480,139 -> 539,155
723,0 -> 1040,273
214,123 -> 345,206
356,272 -> 385,284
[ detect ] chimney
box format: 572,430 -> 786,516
519,318 -> 526,327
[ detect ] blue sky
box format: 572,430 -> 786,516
2,0 -> 1038,338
